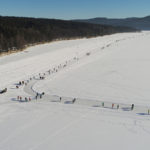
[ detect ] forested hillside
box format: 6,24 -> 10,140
0,16 -> 138,54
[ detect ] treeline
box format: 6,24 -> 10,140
0,16 -> 139,54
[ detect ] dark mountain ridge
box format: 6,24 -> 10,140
74,16 -> 150,30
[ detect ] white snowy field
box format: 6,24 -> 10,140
0,31 -> 150,150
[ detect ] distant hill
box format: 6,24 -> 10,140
0,16 -> 138,54
74,16 -> 150,30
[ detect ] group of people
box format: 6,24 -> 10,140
46,58 -> 79,77
16,80 -> 29,89
111,103 -> 120,109
36,56 -> 80,83
16,79 -> 31,102
47,62 -> 69,76
59,97 -> 77,104
102,102 -> 135,111
17,96 -> 31,102
35,92 -> 45,100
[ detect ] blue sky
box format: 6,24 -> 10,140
0,0 -> 150,19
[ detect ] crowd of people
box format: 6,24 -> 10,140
8,54 -> 149,114
13,57 -> 137,112
14,57 -> 79,103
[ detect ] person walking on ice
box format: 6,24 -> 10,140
25,97 -> 28,102
131,104 -> 134,110
102,102 -> 104,107
19,96 -> 22,102
72,98 -> 76,104
112,103 -> 114,109
148,109 -> 150,115
117,104 -> 119,109
40,94 -> 42,99
35,93 -> 39,100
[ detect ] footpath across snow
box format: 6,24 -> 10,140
0,32 -> 150,150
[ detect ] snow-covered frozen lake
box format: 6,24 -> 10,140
0,31 -> 150,150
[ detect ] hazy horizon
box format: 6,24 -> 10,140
0,14 -> 150,20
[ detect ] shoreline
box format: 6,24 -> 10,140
0,37 -> 88,58
0,31 -> 139,58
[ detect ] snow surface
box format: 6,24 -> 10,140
0,32 -> 150,150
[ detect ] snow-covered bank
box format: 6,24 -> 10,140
1,31 -> 150,150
